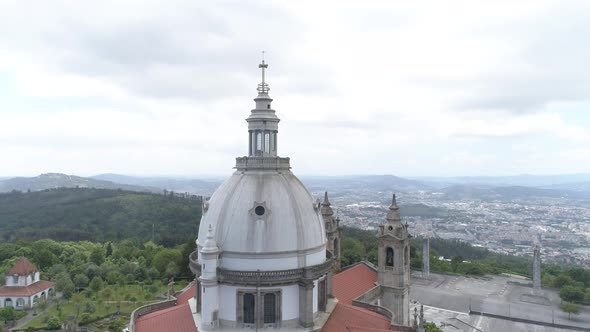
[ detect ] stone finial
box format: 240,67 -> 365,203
321,192 -> 334,216
201,224 -> 219,253
386,193 -> 401,223
322,191 -> 330,206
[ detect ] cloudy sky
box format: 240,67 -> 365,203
1,0 -> 589,177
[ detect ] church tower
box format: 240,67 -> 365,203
191,58 -> 332,330
377,194 -> 411,326
321,192 -> 341,270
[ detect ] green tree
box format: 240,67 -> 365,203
0,306 -> 16,321
425,322 -> 443,332
179,237 -> 196,277
47,315 -> 62,329
90,246 -> 105,265
341,238 -> 365,267
105,242 -> 113,257
553,275 -> 575,288
74,274 -> 89,289
152,249 -> 182,274
451,255 -> 464,273
560,301 -> 580,320
89,276 -> 104,292
165,261 -> 179,279
55,272 -> 75,299
560,285 -> 585,303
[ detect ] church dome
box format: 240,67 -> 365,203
197,170 -> 326,257
196,59 -> 326,271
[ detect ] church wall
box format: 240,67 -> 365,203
218,285 -> 238,321
281,284 -> 299,320
220,249 -> 325,271
217,284 -> 301,323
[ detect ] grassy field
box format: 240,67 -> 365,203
21,280 -> 190,330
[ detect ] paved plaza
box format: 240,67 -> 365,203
410,272 -> 590,332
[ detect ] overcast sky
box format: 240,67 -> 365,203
1,0 -> 589,177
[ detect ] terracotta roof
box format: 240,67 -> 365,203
323,262 -> 395,332
322,303 -> 391,332
136,284 -> 198,332
136,303 -> 197,332
7,258 -> 37,276
332,262 -> 378,305
176,284 -> 196,305
0,280 -> 54,297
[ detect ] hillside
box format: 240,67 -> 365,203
0,188 -> 201,245
92,173 -> 221,196
0,173 -> 158,193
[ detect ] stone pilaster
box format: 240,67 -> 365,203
422,238 -> 430,279
298,279 -> 315,328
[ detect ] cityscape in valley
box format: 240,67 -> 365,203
2,172 -> 589,268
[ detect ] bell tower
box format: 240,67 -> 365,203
377,194 -> 411,326
321,192 -> 341,270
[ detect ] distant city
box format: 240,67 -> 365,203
1,172 -> 589,267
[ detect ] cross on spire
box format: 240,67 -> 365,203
257,50 -> 270,94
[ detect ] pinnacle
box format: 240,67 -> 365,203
323,191 -> 330,206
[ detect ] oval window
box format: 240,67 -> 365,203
255,206 -> 266,216
388,225 -> 393,231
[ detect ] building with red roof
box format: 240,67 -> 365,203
0,258 -> 55,310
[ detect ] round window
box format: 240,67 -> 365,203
388,225 -> 393,231
255,206 -> 265,216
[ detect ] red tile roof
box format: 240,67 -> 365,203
323,262 -> 394,332
0,280 -> 54,297
135,263 -> 390,332
136,284 -> 198,332
7,258 -> 37,276
322,303 -> 391,332
332,262 -> 378,305
176,284 -> 196,305
136,303 -> 197,332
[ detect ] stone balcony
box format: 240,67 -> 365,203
189,250 -> 333,286
235,156 -> 291,171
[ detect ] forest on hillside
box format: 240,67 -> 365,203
0,188 -> 202,246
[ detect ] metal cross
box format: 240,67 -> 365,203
259,51 -> 268,83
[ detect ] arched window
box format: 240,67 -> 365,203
243,293 -> 255,324
386,247 -> 394,267
16,298 -> 25,308
256,132 -> 262,152
264,133 -> 270,153
4,298 -> 13,307
264,293 -> 276,323
272,133 -> 277,151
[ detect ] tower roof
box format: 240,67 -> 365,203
7,257 -> 37,276
321,191 -> 334,216
386,193 -> 401,223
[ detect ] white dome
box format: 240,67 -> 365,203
197,169 -> 327,266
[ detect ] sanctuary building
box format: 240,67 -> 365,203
0,258 -> 55,310
131,61 -> 422,332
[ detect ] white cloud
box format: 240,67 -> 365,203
0,0 -> 589,176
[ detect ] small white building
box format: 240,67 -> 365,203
0,258 -> 55,310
